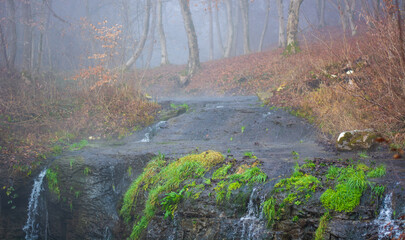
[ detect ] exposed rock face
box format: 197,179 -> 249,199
336,129 -> 378,151
42,152 -> 153,239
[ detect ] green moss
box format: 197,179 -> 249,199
314,211 -> 331,240
121,151 -> 224,240
214,166 -> 267,203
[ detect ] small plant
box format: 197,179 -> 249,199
291,151 -> 299,160
170,103 -> 189,112
75,191 -> 80,199
358,151 -> 369,159
262,197 -> 276,226
46,169 -> 61,199
292,215 -> 299,222
212,163 -> 232,180
51,145 -> 63,155
69,159 -> 75,169
325,166 -> 340,180
69,140 -> 88,151
161,189 -> 185,219
127,166 -> 132,177
367,165 -> 386,178
83,167 -> 91,176
372,184 -> 385,198
241,126 -> 246,133
244,152 -> 257,159
3,186 -> 17,209
314,211 -> 330,240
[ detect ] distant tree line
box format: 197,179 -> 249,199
0,0 -> 404,77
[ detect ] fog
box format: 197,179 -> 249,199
0,0 -> 355,72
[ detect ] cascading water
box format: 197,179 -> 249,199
375,192 -> 404,239
139,121 -> 167,143
23,168 -> 47,240
238,188 -> 267,240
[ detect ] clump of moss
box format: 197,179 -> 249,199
262,158 -> 387,236
214,165 -> 267,203
321,166 -> 370,212
121,151 -> 224,240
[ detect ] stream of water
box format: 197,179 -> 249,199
23,168 -> 47,240
238,188 -> 267,240
375,192 -> 404,239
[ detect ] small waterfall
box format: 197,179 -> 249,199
139,121 -> 167,143
375,192 -> 404,240
23,168 -> 47,240
238,188 -> 266,240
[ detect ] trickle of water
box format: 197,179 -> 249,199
239,188 -> 266,240
139,121 -> 167,143
23,168 -> 47,240
375,192 -> 404,240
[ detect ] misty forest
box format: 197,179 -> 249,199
0,0 -> 404,239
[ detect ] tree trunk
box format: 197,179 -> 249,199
286,0 -> 303,53
316,0 -> 325,28
276,0 -> 286,48
22,0 -> 33,71
239,0 -> 251,54
215,6 -> 224,56
178,0 -> 200,76
259,0 -> 270,51
343,0 -> 356,36
0,23 -> 8,69
145,0 -> 157,69
208,0 -> 214,60
373,0 -> 380,19
224,0 -> 234,58
157,0 -> 169,65
125,0 -> 151,70
232,2 -> 240,56
6,0 -> 16,69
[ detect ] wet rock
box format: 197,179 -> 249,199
336,129 -> 378,151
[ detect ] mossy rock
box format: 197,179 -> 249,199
336,130 -> 379,151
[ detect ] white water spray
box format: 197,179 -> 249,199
23,168 -> 47,240
375,192 -> 404,239
239,188 -> 266,240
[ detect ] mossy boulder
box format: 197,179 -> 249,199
336,129 -> 378,151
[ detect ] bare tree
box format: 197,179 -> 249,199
286,0 -> 303,53
22,0 -> 33,71
276,0 -> 286,48
215,5 -> 224,56
208,0 -> 214,60
328,0 -> 357,36
179,0 -> 200,76
343,0 -> 356,36
6,0 -> 16,69
125,0 -> 151,70
239,0 -> 251,54
145,1 -> 157,69
224,0 -> 234,58
0,23 -> 8,69
158,0 -> 169,65
316,0 -> 325,28
259,0 -> 270,51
